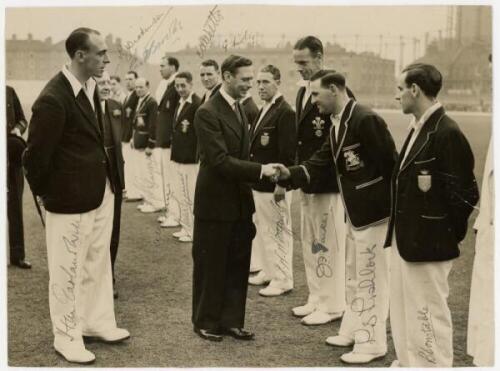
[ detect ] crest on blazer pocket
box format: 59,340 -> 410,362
181,119 -> 190,133
125,107 -> 132,118
418,170 -> 432,192
260,132 -> 270,146
343,148 -> 364,171
112,109 -> 121,117
312,117 -> 325,137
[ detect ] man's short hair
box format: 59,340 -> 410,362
221,55 -> 253,76
176,71 -> 193,83
294,36 -> 323,56
402,63 -> 442,98
320,72 -> 346,90
164,56 -> 180,71
260,65 -> 281,81
310,69 -> 336,81
201,59 -> 219,71
110,75 -> 121,83
65,27 -> 100,59
126,70 -> 138,79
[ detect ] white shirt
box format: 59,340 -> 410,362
330,100 -> 350,140
156,73 -> 178,102
61,64 -> 96,111
176,92 -> 194,120
220,86 -> 238,111
136,93 -> 150,113
254,92 -> 283,132
400,101 -> 442,167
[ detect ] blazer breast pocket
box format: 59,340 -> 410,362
414,157 -> 436,193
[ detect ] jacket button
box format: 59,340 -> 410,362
298,141 -> 302,146
102,160 -> 106,164
250,154 -> 254,158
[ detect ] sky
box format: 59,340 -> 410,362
5,3 -> 451,65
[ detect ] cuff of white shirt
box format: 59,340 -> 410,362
260,165 -> 264,179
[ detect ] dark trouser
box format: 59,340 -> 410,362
192,216 -> 256,331
110,190 -> 123,279
7,164 -> 25,263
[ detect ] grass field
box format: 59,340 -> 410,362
7,109 -> 491,367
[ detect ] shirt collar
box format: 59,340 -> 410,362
62,64 -> 96,98
165,73 -> 178,87
137,93 -> 150,103
220,86 -> 238,108
264,92 -> 282,107
296,79 -> 310,88
180,92 -> 194,105
408,101 -> 442,132
330,99 -> 351,122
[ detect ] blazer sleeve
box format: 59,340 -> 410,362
22,94 -> 66,196
357,114 -> 397,181
436,126 -> 480,242
287,131 -> 335,189
277,107 -> 297,167
195,107 -> 261,182
147,100 -> 159,149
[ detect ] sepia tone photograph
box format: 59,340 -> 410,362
3,0 -> 494,368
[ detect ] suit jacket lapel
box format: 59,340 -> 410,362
75,90 -> 102,138
295,87 -> 305,120
216,93 -> 243,140
251,97 -> 283,144
400,107 -> 445,172
175,101 -> 191,126
299,96 -> 314,125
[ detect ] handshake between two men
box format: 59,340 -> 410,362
260,164 -> 293,203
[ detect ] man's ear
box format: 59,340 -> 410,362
222,71 -> 232,82
410,83 -> 420,97
74,50 -> 86,62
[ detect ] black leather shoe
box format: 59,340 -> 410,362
11,260 -> 31,269
222,327 -> 255,340
194,327 -> 223,342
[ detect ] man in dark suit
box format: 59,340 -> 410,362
289,36 -> 347,327
386,63 -> 479,368
192,55 -> 279,342
95,71 -> 126,299
155,56 -> 181,226
276,72 -> 397,364
247,65 -> 296,297
199,59 -> 222,104
170,72 -> 202,243
6,85 -> 31,269
122,71 -> 141,201
131,78 -> 159,212
22,28 -> 129,364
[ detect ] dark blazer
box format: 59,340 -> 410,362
384,107 -> 479,262
121,90 -> 138,142
295,85 -> 338,194
103,99 -> 125,190
249,95 -> 297,192
171,93 -> 202,164
6,86 -> 27,135
241,95 -> 260,128
154,80 -> 180,148
132,94 -> 158,150
200,83 -> 221,104
23,72 -> 108,213
194,91 -> 262,221
289,99 -> 397,229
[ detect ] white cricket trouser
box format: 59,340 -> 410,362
170,161 -> 198,238
252,191 -> 294,290
300,191 -> 346,313
144,148 -> 165,209
122,141 -> 141,199
338,220 -> 389,354
390,237 -> 454,367
160,148 -> 180,221
46,180 -> 116,349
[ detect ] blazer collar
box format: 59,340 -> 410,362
333,99 -> 356,160
399,106 -> 446,172
250,95 -> 284,142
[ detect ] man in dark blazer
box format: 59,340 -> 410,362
155,56 -> 181,226
96,71 -> 126,299
386,63 -> 479,368
131,78 -> 159,212
192,55 -> 279,342
199,59 -> 222,104
22,28 -> 129,364
247,65 -> 296,297
122,71 -> 141,201
289,36 -> 348,327
170,71 -> 201,243
6,85 -> 31,269
276,72 -> 397,364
